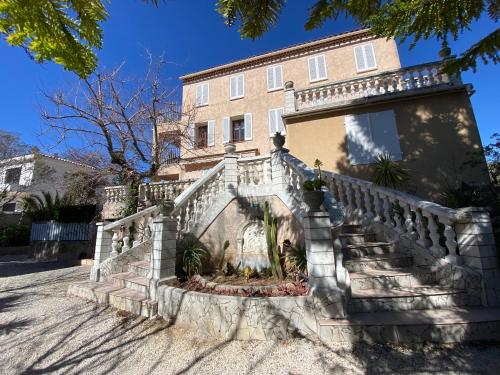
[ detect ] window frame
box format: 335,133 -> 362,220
229,74 -> 245,100
195,82 -> 209,107
231,118 -> 246,143
267,65 -> 284,92
308,54 -> 327,83
194,123 -> 209,149
1,202 -> 17,213
4,167 -> 21,184
354,43 -> 377,73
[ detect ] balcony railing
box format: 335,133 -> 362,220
293,61 -> 462,112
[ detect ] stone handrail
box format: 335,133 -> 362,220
104,185 -> 127,203
237,155 -> 272,186
294,61 -> 462,111
323,171 -> 472,264
140,179 -> 195,204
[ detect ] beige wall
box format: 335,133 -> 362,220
286,89 -> 490,201
175,36 -> 400,164
199,195 -> 303,271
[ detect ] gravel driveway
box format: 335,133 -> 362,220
1,256 -> 500,375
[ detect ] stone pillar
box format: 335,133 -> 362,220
224,144 -> 239,195
90,222 -> 111,281
148,215 -> 177,300
455,207 -> 500,305
304,212 -> 337,292
271,149 -> 288,193
283,81 -> 296,114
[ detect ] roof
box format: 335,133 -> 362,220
0,153 -> 97,170
180,28 -> 372,83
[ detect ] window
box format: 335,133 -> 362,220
195,83 -> 209,106
354,43 -> 377,72
232,119 -> 245,142
196,124 -> 208,148
2,202 -> 16,212
308,54 -> 327,82
229,74 -> 244,99
268,108 -> 285,136
222,114 -> 252,143
345,110 -> 402,165
5,167 -> 21,184
267,65 -> 283,91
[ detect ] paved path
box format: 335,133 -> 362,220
1,257 -> 500,375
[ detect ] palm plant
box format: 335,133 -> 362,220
22,191 -> 69,222
286,245 -> 307,274
180,236 -> 207,276
371,153 -> 410,189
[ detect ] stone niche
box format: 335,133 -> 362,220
199,195 -> 304,271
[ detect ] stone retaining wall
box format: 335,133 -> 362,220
157,285 -> 344,340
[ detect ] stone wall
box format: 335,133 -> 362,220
157,285 -> 343,340
31,240 -> 94,263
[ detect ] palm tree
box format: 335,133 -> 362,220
22,192 -> 69,222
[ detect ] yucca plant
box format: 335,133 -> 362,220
22,191 -> 69,222
371,153 -> 410,189
286,245 -> 307,274
180,236 -> 207,276
264,201 -> 284,280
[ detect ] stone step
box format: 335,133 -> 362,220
340,224 -> 365,234
350,267 -> 436,290
345,253 -> 412,272
108,288 -> 157,318
348,286 -> 471,313
67,280 -> 122,304
343,242 -> 394,258
111,272 -> 148,293
339,232 -> 377,246
318,307 -> 500,343
129,260 -> 149,277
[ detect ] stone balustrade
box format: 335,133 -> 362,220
139,179 -> 195,204
291,61 -> 462,112
237,155 -> 272,186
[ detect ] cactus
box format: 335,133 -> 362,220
264,201 -> 284,280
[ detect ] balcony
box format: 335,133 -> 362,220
287,61 -> 463,113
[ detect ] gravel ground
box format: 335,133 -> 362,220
1,257 -> 500,375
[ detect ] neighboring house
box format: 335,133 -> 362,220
0,153 -> 96,217
158,28 -> 490,200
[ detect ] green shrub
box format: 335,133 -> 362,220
286,244 -> 307,273
371,153 -> 410,189
179,236 -> 207,276
0,225 -> 30,246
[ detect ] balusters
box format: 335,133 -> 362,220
353,183 -> 364,220
362,186 -> 373,219
403,203 -> 416,238
122,225 -> 131,252
440,216 -> 459,264
111,230 -> 120,257
424,213 -> 446,257
415,209 -> 431,247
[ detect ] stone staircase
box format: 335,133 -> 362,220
318,225 -> 500,343
68,250 -> 157,318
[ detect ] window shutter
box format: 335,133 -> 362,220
202,84 -> 209,105
354,46 -> 366,71
267,67 -> 274,90
230,77 -> 237,98
186,123 -> 195,150
196,85 -> 202,106
268,109 -> 277,136
244,113 -> 253,140
364,44 -> 376,69
222,117 -> 230,144
308,57 -> 317,81
317,55 -> 326,79
345,114 -> 373,165
369,110 -> 402,160
275,65 -> 283,88
207,120 -> 215,146
276,108 -> 285,134
238,75 -> 244,97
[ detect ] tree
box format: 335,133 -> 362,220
41,54 -> 195,193
0,0 -> 159,77
484,132 -> 500,185
217,0 -> 500,73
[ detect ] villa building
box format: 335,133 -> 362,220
158,28 -> 490,200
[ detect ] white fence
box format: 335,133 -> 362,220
30,222 -> 95,241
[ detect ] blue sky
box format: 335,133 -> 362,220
0,0 -> 498,151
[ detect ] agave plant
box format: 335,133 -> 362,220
22,191 -> 69,222
286,244 -> 307,274
264,201 -> 284,280
371,153 -> 410,189
180,236 -> 207,276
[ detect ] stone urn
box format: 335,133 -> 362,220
158,200 -> 174,216
272,132 -> 286,150
224,143 -> 236,154
303,190 -> 324,212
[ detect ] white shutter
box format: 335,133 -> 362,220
364,44 -> 376,69
202,83 -> 209,105
238,74 -> 244,97
267,65 -> 283,90
230,76 -> 237,99
344,114 -> 374,165
267,67 -> 275,90
207,120 -> 215,147
268,109 -> 277,136
275,65 -> 283,88
186,123 -> 195,150
244,113 -> 252,140
369,110 -> 401,160
308,56 -> 317,81
276,108 -> 285,134
317,55 -> 327,80
354,46 -> 366,72
222,117 -> 230,144
196,85 -> 202,106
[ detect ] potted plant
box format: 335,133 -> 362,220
272,132 -> 286,150
302,159 -> 326,212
